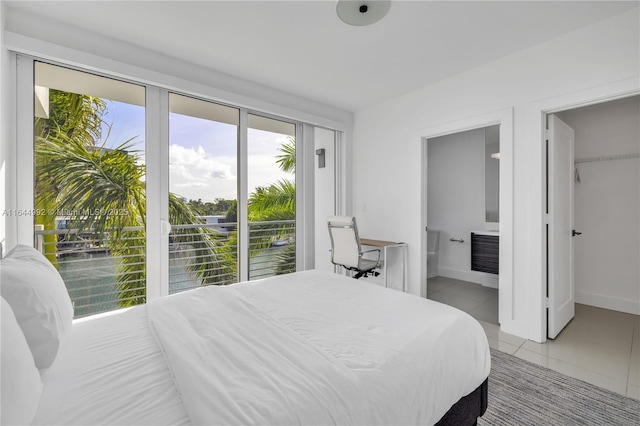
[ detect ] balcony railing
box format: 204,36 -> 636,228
35,220 -> 295,318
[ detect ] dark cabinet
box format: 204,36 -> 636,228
471,233 -> 499,275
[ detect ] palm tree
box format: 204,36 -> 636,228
37,90 -> 298,308
35,90 -> 223,307
35,91 -> 107,265
246,136 -> 297,275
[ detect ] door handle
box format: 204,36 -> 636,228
161,220 -> 172,237
572,230 -> 582,237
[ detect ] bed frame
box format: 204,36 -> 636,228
435,378 -> 488,426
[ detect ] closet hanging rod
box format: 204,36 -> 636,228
574,153 -> 640,164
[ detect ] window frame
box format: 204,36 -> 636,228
15,54 -> 313,307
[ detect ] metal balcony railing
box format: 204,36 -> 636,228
34,220 -> 295,318
248,220 -> 296,280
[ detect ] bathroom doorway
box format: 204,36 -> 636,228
424,125 -> 500,325
546,95 -> 640,338
419,108 -> 513,332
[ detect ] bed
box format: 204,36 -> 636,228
1,245 -> 490,426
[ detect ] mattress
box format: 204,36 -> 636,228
33,269 -> 490,425
32,305 -> 190,425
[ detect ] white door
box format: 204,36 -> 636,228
548,114 -> 576,339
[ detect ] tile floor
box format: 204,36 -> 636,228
427,276 -> 499,325
427,276 -> 640,400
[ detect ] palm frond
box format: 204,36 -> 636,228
248,179 -> 295,221
275,136 -> 296,173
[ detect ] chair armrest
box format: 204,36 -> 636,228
361,248 -> 381,264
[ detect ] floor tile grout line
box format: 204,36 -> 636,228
429,276 -> 639,398
514,345 -> 631,386
626,318 -> 638,394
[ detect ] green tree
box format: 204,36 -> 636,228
35,91 -> 223,308
37,89 -> 298,306
245,136 -> 297,275
35,90 -> 107,265
275,136 -> 296,173
225,200 -> 238,224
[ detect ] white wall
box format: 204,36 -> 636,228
352,9 -> 639,339
427,128 -> 486,282
314,127 -> 336,272
557,96 -> 640,314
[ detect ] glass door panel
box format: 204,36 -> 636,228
247,114 -> 296,279
34,62 -> 146,317
168,94 -> 239,292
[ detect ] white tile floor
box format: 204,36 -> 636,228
427,276 -> 640,400
427,276 -> 499,325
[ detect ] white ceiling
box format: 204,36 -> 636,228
5,1 -> 639,112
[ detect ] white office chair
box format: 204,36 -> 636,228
327,216 -> 381,279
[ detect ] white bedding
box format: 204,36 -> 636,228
33,270 -> 490,426
32,305 -> 189,425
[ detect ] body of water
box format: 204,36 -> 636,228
59,246 -> 286,318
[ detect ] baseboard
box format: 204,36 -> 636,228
575,290 -> 640,315
437,267 -> 498,289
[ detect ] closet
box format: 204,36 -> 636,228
555,95 -> 640,315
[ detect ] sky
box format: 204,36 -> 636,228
100,100 -> 293,203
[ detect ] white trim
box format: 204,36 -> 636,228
15,54 -> 33,246
2,53 -> 17,253
528,77 -> 640,343
335,131 -> 349,216
331,131 -> 343,275
300,123 -> 315,270
418,108 -> 517,335
145,87 -> 170,300
420,137 -> 428,298
5,31 -> 351,133
238,110 -> 249,282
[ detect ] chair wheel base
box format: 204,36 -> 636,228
353,270 -> 380,279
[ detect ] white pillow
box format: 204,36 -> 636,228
0,244 -> 74,369
1,297 -> 43,425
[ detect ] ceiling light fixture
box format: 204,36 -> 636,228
336,0 -> 391,26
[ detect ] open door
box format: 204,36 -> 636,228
547,114 -> 576,339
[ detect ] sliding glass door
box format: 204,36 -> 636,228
21,56 -> 305,318
33,61 -> 146,317
247,114 -> 296,279
168,94 -> 239,292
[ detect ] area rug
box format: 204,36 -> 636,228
478,349 -> 640,425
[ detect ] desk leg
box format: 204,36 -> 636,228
383,246 -> 388,288
403,245 -> 408,292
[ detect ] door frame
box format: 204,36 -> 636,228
529,77 -> 639,343
419,107 -> 514,332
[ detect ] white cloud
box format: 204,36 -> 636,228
169,144 -> 236,201
169,143 -> 294,202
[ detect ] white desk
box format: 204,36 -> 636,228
360,238 -> 408,292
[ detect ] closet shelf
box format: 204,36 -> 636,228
575,153 -> 640,164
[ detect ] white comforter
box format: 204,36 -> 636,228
34,270 -> 490,426
148,270 -> 490,425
